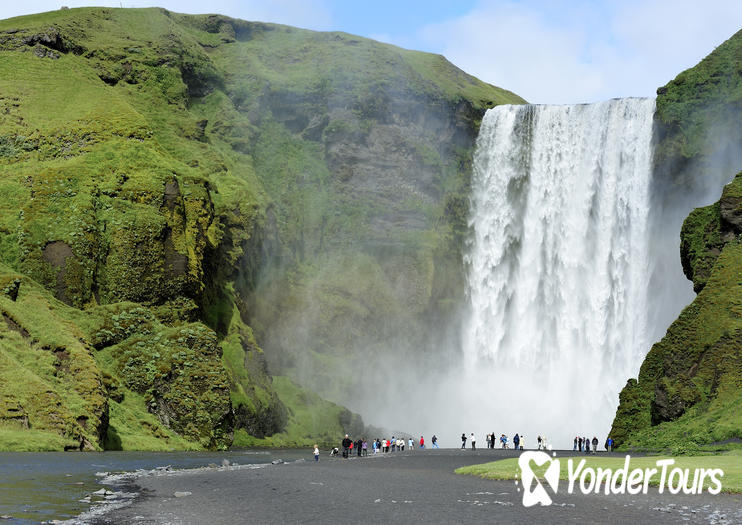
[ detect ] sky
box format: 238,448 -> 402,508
2,1 -> 742,104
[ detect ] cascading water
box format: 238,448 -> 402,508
463,98 -> 656,447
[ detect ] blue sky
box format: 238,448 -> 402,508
3,1 -> 742,104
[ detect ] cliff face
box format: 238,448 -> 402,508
610,30 -> 742,451
0,7 -> 523,449
228,20 -> 524,405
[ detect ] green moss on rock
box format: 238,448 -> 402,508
612,242 -> 742,449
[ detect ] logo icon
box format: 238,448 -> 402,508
518,451 -> 560,507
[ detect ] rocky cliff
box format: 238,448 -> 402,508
611,30 -> 742,451
0,7 -> 523,450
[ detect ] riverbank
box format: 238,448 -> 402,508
0,450 -> 293,524
82,449 -> 742,524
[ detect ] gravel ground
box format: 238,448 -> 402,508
83,449 -> 742,525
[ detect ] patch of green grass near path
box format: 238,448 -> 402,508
456,451 -> 742,493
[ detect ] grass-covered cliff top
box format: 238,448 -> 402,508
654,28 -> 742,160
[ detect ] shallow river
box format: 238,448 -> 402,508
0,449 -> 308,524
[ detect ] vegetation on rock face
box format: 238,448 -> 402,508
652,28 -> 742,199
0,7 -> 522,449
611,30 -> 742,451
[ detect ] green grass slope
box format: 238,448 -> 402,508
0,7 -> 523,449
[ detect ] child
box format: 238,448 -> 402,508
313,444 -> 319,462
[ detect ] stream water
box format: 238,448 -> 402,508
0,449 -> 308,524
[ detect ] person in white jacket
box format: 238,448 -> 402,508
470,433 -> 476,450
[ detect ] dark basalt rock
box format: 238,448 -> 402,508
719,189 -> 742,235
22,26 -> 84,55
650,376 -> 702,425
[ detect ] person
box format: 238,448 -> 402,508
432,435 -> 439,448
491,432 -> 496,449
574,437 -> 578,451
537,435 -> 542,450
409,437 -> 414,449
471,433 -> 476,450
607,437 -> 613,452
513,433 -> 520,450
419,435 -> 425,449
349,440 -> 354,456
578,436 -> 582,452
519,434 -> 525,450
357,438 -> 363,457
592,436 -> 598,454
313,444 -> 320,462
342,434 -> 351,458
391,436 -> 396,452
486,433 -> 491,449
584,437 -> 589,455
500,434 -> 507,449
461,433 -> 467,449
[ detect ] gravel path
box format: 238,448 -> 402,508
84,449 -> 742,524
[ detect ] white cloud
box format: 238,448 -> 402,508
418,0 -> 742,104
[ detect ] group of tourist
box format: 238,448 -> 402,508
573,435 -> 615,453
324,432 -> 615,460
461,432 -> 533,450
334,434 -> 441,459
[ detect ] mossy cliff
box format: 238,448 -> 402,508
611,30 -> 742,451
0,7 -> 522,450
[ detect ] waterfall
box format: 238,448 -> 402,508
463,98 -> 656,447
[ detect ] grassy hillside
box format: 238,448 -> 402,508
611,30 -> 742,451
0,7 -> 523,449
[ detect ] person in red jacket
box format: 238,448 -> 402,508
419,435 -> 425,449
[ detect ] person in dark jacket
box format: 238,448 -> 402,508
592,436 -> 599,454
342,434 -> 351,458
513,433 -> 520,450
461,433 -> 467,449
